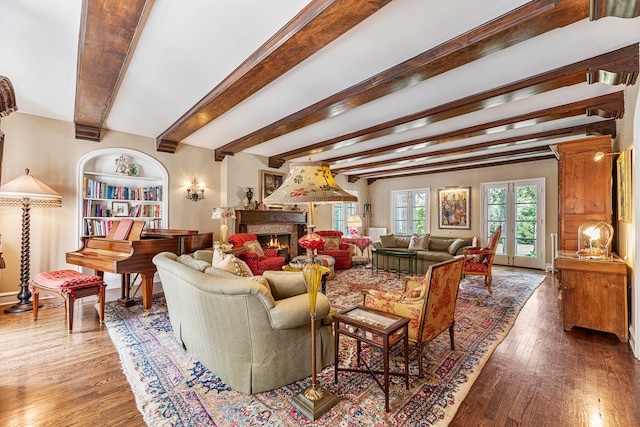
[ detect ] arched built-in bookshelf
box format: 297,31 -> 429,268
77,148 -> 168,240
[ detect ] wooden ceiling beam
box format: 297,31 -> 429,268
155,0 -> 393,153
331,120 -> 616,174
363,154 -> 558,184
327,91 -> 624,168
356,145 -> 553,179
74,0 -> 153,141
590,0 -> 640,20
222,0 -> 591,163
270,43 -> 638,166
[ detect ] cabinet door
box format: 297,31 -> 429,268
557,137 -> 613,251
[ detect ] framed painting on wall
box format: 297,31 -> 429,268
438,187 -> 470,229
616,149 -> 632,223
260,170 -> 285,206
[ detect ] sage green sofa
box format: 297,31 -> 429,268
373,234 -> 473,275
152,251 -> 334,394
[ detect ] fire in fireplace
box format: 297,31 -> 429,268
257,234 -> 291,263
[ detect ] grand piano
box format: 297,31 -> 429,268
66,220 -> 213,309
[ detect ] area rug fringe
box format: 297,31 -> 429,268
104,267 -> 544,426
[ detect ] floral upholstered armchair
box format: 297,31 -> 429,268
462,226 -> 502,294
362,257 -> 464,377
228,233 -> 285,275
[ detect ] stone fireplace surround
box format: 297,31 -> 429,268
234,210 -> 307,258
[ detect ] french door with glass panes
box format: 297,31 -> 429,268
481,178 -> 545,269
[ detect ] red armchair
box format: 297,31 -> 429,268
227,233 -> 285,276
462,226 -> 502,294
314,230 -> 351,269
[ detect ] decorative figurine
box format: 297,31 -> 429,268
115,155 -> 129,175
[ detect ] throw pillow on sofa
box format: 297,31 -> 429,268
408,234 -> 422,250
212,254 -> 253,277
447,238 -> 467,255
176,254 -> 211,272
408,234 -> 431,250
380,234 -> 396,248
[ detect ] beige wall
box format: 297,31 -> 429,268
368,158 -> 559,264
0,113 -> 221,294
619,82 -> 639,357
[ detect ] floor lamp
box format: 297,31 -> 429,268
263,160 -> 357,421
0,169 -> 62,313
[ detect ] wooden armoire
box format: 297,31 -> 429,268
556,136 -> 613,251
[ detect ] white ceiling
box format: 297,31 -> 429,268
1,0 -> 640,181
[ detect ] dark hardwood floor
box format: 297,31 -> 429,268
451,270 -> 640,427
0,270 -> 638,426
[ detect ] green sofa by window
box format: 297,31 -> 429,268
373,234 -> 473,275
152,251 -> 334,394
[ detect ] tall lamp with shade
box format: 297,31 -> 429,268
263,161 -> 357,421
0,169 -> 62,313
346,213 -> 363,237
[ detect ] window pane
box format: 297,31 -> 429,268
412,192 -> 426,234
394,193 -> 408,233
393,190 -> 428,234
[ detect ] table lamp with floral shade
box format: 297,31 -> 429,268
263,160 -> 356,420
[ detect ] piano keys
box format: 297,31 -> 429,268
66,222 -> 213,309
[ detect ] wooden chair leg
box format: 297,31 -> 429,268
449,324 -> 455,350
65,293 -> 74,333
417,343 -> 425,378
98,285 -> 106,324
33,287 -> 39,321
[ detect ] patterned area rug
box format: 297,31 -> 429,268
104,267 -> 544,426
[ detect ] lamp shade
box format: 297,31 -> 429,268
346,214 -> 363,228
211,207 -> 236,220
298,232 -> 325,250
0,169 -> 62,208
262,161 -> 357,205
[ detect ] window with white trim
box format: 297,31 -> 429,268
332,191 -> 358,235
392,188 -> 429,234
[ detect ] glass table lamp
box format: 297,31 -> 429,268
577,221 -> 613,259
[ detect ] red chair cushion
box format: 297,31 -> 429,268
34,270 -> 103,291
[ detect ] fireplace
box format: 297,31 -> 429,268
235,210 -> 307,258
257,234 -> 291,263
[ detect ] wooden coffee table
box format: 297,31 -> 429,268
333,305 -> 409,412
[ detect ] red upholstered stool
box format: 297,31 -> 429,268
31,270 -> 107,333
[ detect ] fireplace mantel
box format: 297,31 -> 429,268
235,210 -> 307,258
235,210 -> 306,229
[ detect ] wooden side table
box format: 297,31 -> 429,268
333,305 -> 409,412
555,250 -> 628,341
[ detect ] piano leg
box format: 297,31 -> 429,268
118,273 -> 135,307
140,273 -> 154,310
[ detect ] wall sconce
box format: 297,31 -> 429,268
185,178 -> 205,202
593,151 -> 621,161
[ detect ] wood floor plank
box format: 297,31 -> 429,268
451,270 -> 640,427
